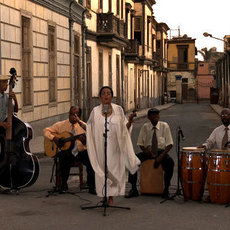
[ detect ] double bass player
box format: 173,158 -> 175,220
0,71 -> 39,191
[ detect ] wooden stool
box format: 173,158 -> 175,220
140,159 -> 164,194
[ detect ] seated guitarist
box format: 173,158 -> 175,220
43,106 -> 95,194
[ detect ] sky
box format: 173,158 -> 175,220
153,0 -> 230,60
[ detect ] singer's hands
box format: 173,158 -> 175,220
126,110 -> 137,130
128,110 -> 137,123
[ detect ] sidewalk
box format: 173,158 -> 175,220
30,103 -> 176,156
210,103 -> 224,116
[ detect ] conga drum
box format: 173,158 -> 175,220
180,147 -> 206,201
207,149 -> 230,204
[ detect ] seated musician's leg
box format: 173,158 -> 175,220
58,150 -> 72,192
76,150 -> 96,194
161,154 -> 174,198
125,151 -> 149,198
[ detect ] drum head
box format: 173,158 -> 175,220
210,149 -> 230,154
182,147 -> 205,151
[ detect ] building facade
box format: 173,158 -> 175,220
0,0 -> 85,132
167,34 -> 197,103
0,0 -> 169,136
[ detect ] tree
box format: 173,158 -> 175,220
198,47 -> 223,62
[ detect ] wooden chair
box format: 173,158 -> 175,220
69,161 -> 84,190
55,160 -> 84,190
140,159 -> 164,194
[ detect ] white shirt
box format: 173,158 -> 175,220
137,120 -> 174,150
203,124 -> 230,150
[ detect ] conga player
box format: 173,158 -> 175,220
202,108 -> 230,150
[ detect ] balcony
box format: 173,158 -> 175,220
124,39 -> 140,62
97,13 -> 128,48
168,62 -> 193,71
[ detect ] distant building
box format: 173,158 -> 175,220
196,62 -> 215,100
167,34 -> 197,103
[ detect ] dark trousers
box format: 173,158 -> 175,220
128,151 -> 174,193
58,150 -> 95,190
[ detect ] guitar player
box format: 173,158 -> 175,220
43,106 -> 95,194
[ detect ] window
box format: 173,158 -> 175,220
134,17 -> 142,44
74,35 -> 81,104
86,0 -> 91,8
98,51 -> 103,90
116,55 -> 121,104
86,46 -> 92,111
108,53 -> 112,88
117,0 -> 120,15
48,25 -> 57,103
121,0 -> 123,19
147,18 -> 150,51
21,16 -> 32,107
99,0 -> 103,10
177,45 -> 188,69
108,0 -> 112,12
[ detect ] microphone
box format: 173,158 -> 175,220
102,104 -> 111,115
178,126 -> 185,141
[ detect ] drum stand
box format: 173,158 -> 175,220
161,127 -> 185,203
81,110 -> 130,216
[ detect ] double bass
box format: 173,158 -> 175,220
0,68 -> 39,190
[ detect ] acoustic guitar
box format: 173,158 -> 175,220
44,131 -> 86,157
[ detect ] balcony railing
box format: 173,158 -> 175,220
168,62 -> 192,70
125,39 -> 139,54
97,13 -> 125,38
177,63 -> 188,69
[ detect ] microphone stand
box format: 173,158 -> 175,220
82,108 -> 130,216
161,126 -> 184,203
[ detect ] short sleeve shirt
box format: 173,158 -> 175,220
137,121 -> 173,150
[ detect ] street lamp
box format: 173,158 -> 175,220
203,32 -> 226,42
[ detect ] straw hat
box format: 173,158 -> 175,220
0,75 -> 10,81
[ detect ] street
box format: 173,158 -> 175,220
1,103 -> 230,230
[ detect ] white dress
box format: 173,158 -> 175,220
86,103 -> 140,197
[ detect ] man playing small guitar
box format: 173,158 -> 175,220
43,106 -> 95,194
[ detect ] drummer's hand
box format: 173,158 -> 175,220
143,149 -> 153,158
198,145 -> 206,150
154,155 -> 163,168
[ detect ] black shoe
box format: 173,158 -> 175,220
89,188 -> 96,195
125,189 -> 139,198
60,183 -> 68,193
161,191 -> 170,199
